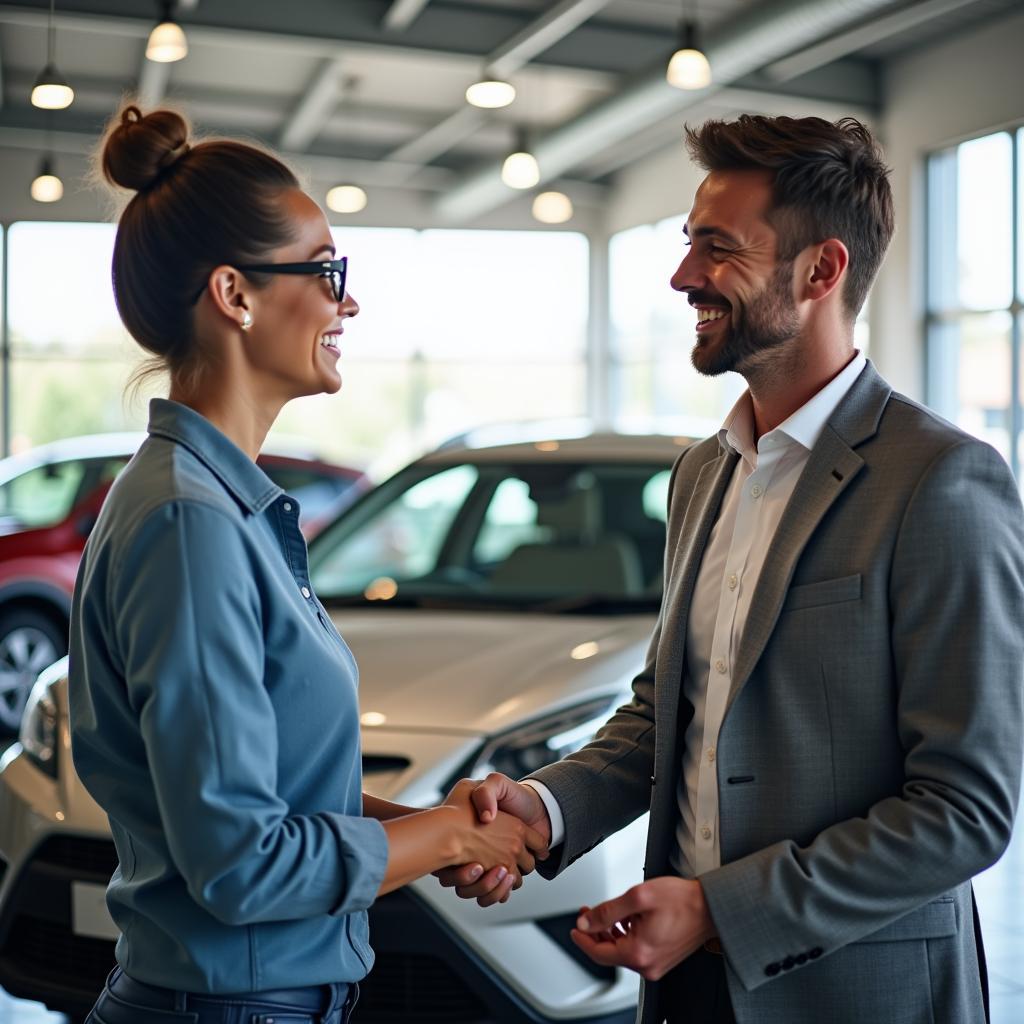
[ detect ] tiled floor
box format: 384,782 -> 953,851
1,813 -> 1022,1023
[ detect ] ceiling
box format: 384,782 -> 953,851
0,0 -> 1016,223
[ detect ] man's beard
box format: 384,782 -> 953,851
691,261 -> 801,378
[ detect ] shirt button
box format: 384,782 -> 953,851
707,747 -> 716,763
750,483 -> 764,498
283,501 -> 293,512
728,574 -> 738,591
715,658 -> 727,674
701,826 -> 712,840
300,586 -> 311,599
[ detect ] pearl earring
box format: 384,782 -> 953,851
241,311 -> 253,331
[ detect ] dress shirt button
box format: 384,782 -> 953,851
728,574 -> 738,591
750,483 -> 764,498
300,586 -> 311,599
707,747 -> 716,763
715,658 -> 727,674
765,963 -> 780,977
700,825 -> 712,840
283,501 -> 293,512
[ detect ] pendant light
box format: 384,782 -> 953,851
466,77 -> 516,109
326,185 -> 368,214
532,191 -> 573,224
501,130 -> 539,190
146,1 -> 188,63
31,156 -> 63,203
31,0 -> 74,110
666,0 -> 711,91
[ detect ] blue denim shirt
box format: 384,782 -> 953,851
69,399 -> 388,993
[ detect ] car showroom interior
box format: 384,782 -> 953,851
0,1 -> 1022,1023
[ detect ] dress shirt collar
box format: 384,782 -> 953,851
719,350 -> 867,464
146,398 -> 282,514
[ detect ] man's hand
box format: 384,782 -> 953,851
434,774 -> 552,907
570,878 -> 717,981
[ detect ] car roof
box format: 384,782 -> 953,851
420,431 -> 695,465
0,431 -> 356,484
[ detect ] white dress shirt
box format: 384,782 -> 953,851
527,353 -> 867,872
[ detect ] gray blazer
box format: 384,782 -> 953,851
530,362 -> 1024,1024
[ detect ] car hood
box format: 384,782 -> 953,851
330,608 -> 654,736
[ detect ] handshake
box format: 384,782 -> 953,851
435,773 -> 552,906
432,772 -> 717,981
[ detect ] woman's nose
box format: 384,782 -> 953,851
341,291 -> 359,317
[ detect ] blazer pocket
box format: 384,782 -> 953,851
782,573 -> 862,613
855,898 -> 957,944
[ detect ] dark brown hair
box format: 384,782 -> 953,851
684,115 -> 894,317
98,104 -> 299,391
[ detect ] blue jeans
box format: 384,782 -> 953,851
85,967 -> 358,1024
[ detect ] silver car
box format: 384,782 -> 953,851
0,431 -> 687,1023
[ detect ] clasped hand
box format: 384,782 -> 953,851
438,778 -> 549,901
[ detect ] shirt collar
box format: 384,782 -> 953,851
146,398 -> 283,515
719,350 -> 867,461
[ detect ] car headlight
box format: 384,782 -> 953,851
459,695 -> 624,783
19,671 -> 59,779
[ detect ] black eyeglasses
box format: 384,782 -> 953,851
236,257 -> 348,302
190,257 -> 348,304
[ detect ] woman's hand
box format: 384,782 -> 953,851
443,779 -> 549,887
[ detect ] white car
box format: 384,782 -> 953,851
0,431 -> 688,1023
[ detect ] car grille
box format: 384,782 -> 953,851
32,835 -> 119,878
359,953 -> 491,1023
8,913 -> 113,994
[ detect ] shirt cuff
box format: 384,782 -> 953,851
323,814 -> 389,917
522,780 -> 566,848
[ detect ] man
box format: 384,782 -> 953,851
441,115 -> 1024,1023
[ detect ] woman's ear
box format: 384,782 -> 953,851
205,265 -> 253,331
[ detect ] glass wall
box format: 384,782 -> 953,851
926,128 -> 1022,477
2,222 -> 589,473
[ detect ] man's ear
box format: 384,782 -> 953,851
801,239 -> 849,303
205,265 -> 253,330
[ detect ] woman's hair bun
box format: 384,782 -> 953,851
101,105 -> 191,192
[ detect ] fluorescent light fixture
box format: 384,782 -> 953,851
465,79 -> 516,109
532,190 -> 573,224
326,185 -> 368,214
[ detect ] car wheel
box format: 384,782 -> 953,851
0,608 -> 67,733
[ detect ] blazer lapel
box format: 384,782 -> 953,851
726,361 -> 892,713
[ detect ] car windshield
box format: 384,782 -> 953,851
308,459 -> 671,613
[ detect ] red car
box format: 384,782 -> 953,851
0,433 -> 368,733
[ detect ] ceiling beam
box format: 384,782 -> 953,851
435,0 -> 906,222
136,53 -> 171,108
763,0 -> 982,80
279,56 -> 345,151
486,0 -> 615,79
382,0 -> 615,179
382,0 -> 431,32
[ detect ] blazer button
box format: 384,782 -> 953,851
808,947 -> 823,960
795,953 -> 808,965
650,775 -> 656,784
781,957 -> 795,971
765,963 -> 780,977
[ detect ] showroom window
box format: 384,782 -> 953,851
0,223 -> 589,467
926,127 -> 1023,478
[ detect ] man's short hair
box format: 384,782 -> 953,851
685,115 -> 894,318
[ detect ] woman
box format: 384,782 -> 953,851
69,105 -> 543,1024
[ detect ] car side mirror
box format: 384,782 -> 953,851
75,512 -> 98,538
